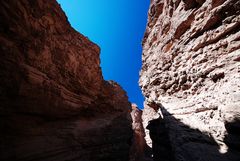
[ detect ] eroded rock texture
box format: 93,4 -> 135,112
0,0 -> 132,161
130,104 -> 152,161
140,0 -> 240,161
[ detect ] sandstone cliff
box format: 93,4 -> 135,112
130,103 -> 152,161
0,0 -> 132,161
140,0 -> 240,161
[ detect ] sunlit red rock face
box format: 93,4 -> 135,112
0,0 -> 132,161
140,0 -> 240,161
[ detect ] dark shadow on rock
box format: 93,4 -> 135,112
144,144 -> 153,161
224,119 -> 240,159
145,103 -> 240,161
147,118 -> 174,161
130,106 -> 153,161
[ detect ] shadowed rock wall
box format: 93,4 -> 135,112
0,0 -> 132,161
130,104 -> 152,161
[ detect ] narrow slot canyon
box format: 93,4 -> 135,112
0,0 -> 240,161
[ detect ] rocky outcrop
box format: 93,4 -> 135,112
142,102 -> 160,148
142,103 -> 173,161
140,0 -> 240,161
130,104 -> 152,161
0,0 -> 132,161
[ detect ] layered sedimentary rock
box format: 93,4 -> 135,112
0,0 -> 132,161
140,0 -> 240,161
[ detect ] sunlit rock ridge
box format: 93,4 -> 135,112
0,0 -> 132,161
140,0 -> 240,161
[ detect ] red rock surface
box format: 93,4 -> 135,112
0,1 -> 132,161
140,0 -> 240,161
130,104 -> 151,161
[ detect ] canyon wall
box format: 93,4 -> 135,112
0,0 -> 132,161
140,0 -> 240,161
130,104 -> 152,161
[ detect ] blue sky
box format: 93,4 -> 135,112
57,0 -> 150,108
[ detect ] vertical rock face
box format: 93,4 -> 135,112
0,0 -> 132,161
140,0 -> 240,161
130,103 -> 152,161
142,102 -> 173,161
130,104 -> 147,161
